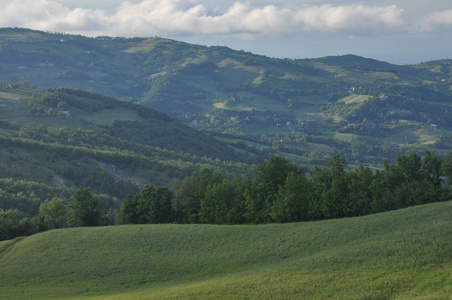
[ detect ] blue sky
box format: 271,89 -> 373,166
1,0 -> 451,64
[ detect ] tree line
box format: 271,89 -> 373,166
2,151 -> 452,241
118,152 -> 451,225
0,188 -> 110,241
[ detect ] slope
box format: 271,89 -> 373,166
0,201 -> 451,299
0,83 -> 257,203
1,28 -> 451,167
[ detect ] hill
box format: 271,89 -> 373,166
1,28 -> 451,167
0,83 -> 257,212
0,201 -> 451,299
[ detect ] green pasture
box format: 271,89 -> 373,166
124,38 -> 172,53
1,201 -> 451,299
339,94 -> 371,104
81,107 -> 145,126
213,95 -> 287,114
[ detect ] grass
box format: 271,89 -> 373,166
335,132 -> 357,142
339,94 -> 371,104
1,201 -> 451,299
124,38 -> 171,53
81,107 -> 145,126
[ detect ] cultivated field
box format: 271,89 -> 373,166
1,201 -> 451,299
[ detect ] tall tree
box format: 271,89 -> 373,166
347,165 -> 374,216
70,188 -> 104,227
320,155 -> 350,219
246,156 -> 299,223
271,171 -> 312,222
148,186 -> 174,224
172,169 -> 225,223
119,185 -> 174,224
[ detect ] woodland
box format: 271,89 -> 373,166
0,28 -> 452,240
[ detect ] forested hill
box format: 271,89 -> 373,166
0,84 -> 257,201
1,28 -> 452,166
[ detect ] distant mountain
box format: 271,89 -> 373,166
1,27 -> 452,166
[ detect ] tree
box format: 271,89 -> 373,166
117,195 -> 141,224
320,155 -> 351,219
310,166 -> 332,220
347,165 -> 374,216
423,151 -> 442,188
118,185 -> 174,224
172,169 -> 225,223
173,176 -> 201,224
146,186 -> 174,223
370,162 -> 402,213
57,101 -> 68,112
441,152 -> 452,186
396,153 -> 422,181
271,171 -> 312,222
200,178 -> 238,224
394,153 -> 434,207
0,209 -> 33,241
246,156 -> 299,222
70,188 -> 104,227
39,198 -> 69,229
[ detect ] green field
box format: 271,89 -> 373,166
339,94 -> 371,104
1,201 -> 451,299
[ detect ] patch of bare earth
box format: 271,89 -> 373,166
96,161 -> 144,187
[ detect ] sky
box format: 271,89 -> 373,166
0,0 -> 451,64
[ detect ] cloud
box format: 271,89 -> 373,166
0,0 -> 429,39
420,10 -> 452,31
0,0 -> 108,32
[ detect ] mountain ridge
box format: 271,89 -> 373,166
1,27 -> 451,167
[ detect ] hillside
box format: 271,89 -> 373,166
1,28 -> 451,167
0,83 -> 257,208
0,201 -> 451,299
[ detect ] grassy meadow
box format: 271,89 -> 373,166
1,201 -> 451,299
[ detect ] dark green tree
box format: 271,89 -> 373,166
423,151 -> 443,188
347,165 -> 374,216
199,177 -> 245,224
271,171 -> 312,222
441,152 -> 452,186
118,185 -> 174,224
245,156 -> 299,223
370,162 -> 401,213
148,186 -> 174,223
172,169 -> 225,223
310,166 -> 332,219
70,188 -> 104,227
172,176 -> 201,223
320,155 -> 351,219
394,153 -> 429,207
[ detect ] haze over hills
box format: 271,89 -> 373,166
1,28 -> 452,167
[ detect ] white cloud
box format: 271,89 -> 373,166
420,10 -> 452,32
0,0 -> 444,39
